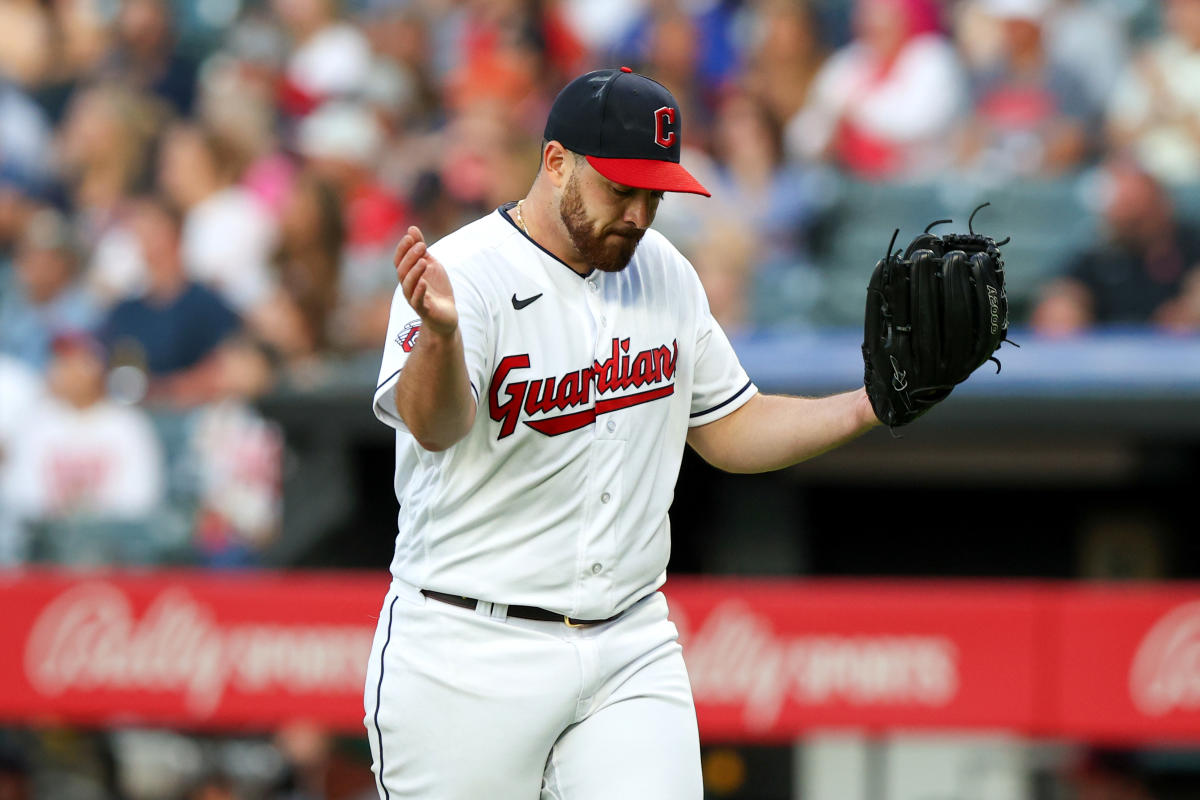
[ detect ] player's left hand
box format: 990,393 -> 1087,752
394,225 -> 458,337
861,205 -> 1013,428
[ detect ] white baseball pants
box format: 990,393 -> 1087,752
363,578 -> 702,799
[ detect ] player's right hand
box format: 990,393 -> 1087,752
394,225 -> 458,337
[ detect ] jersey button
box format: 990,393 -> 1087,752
600,316 -> 608,327
588,281 -> 599,293
591,563 -> 603,574
600,492 -> 611,504
606,420 -> 615,432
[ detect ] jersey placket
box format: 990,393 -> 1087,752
572,273 -> 622,616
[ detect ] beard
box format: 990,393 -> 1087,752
559,172 -> 645,273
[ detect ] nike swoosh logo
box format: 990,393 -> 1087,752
511,293 -> 543,310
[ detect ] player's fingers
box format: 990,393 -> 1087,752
410,278 -> 427,313
401,258 -> 427,300
408,225 -> 425,245
395,241 -> 428,282
392,234 -> 413,269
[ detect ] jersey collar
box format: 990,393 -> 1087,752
497,202 -> 595,279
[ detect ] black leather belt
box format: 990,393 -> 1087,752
420,590 -> 620,627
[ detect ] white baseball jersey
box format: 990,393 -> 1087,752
373,205 -> 756,620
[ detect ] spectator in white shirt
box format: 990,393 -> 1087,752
3,332 -> 164,526
157,121 -> 279,315
787,0 -> 967,180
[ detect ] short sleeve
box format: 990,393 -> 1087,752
686,275 -> 757,428
372,272 -> 492,431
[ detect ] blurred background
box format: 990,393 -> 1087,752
0,0 -> 1199,797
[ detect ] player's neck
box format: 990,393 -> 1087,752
516,192 -> 590,276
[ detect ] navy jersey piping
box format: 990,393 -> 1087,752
690,380 -> 753,419
497,203 -> 595,279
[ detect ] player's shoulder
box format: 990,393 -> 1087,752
427,209 -> 517,271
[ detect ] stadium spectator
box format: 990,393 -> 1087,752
0,0 -> 54,88
0,81 -> 55,197
257,171 -> 345,362
193,24 -> 297,219
1,331 -> 164,528
787,0 -> 967,179
99,196 -> 242,403
188,372 -> 283,566
742,0 -> 828,130
297,102 -> 407,352
100,0 -> 199,115
1042,0 -> 1131,113
0,207 -> 100,370
272,0 -> 373,116
1107,0 -> 1200,184
157,121 -> 279,316
0,184 -> 38,267
1032,157 -> 1200,334
57,84 -> 165,303
955,0 -> 1096,180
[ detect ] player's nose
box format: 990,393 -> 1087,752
623,193 -> 654,229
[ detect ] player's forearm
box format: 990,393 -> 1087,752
688,389 -> 879,474
394,327 -> 476,451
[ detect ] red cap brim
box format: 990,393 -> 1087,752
586,155 -> 711,197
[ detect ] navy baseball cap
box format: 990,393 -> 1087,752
544,67 -> 710,197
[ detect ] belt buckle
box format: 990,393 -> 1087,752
564,615 -> 584,628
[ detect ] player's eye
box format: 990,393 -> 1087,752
611,186 -> 632,197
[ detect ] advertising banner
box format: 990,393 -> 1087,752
1,571 -> 1197,743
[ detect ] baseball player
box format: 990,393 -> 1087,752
364,68 -> 882,799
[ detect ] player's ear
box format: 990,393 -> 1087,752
544,141 -> 570,188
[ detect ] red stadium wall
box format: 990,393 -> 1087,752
0,571 -> 1197,744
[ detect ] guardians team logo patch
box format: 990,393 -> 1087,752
489,338 -> 678,438
395,320 -> 421,353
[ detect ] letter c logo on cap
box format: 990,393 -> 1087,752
654,106 -> 676,149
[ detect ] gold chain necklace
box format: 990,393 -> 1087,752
515,199 -> 529,235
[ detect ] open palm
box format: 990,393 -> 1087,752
394,225 -> 457,336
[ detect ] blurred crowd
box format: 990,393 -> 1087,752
2,0 -> 1200,567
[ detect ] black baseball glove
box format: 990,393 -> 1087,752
862,204 -> 1012,428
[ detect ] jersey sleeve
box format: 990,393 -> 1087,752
686,268 -> 757,428
372,271 -> 492,432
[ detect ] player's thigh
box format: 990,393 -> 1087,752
540,643 -> 702,800
364,586 -> 577,800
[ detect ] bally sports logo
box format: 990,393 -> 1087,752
674,600 -> 959,730
490,337 -> 677,438
24,582 -> 373,715
1130,600 -> 1200,716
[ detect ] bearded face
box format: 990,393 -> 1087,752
558,170 -> 647,273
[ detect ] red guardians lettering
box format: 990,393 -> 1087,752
489,338 -> 678,438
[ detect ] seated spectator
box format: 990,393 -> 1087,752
0,81 -> 55,198
957,0 -> 1095,179
711,90 -> 827,268
99,0 -> 199,115
0,0 -> 53,88
272,0 -> 372,116
297,102 -> 408,351
787,0 -> 967,180
100,196 -> 242,402
58,84 -> 165,303
255,171 -> 344,363
2,331 -> 164,529
1032,157 -> 1200,334
0,208 -> 100,369
742,0 -> 827,129
157,121 -> 279,316
1107,0 -> 1200,184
